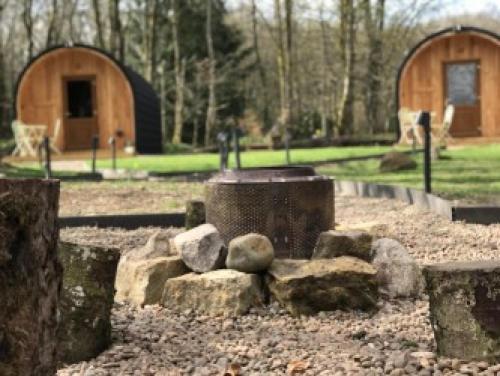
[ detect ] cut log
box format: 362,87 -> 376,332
424,261 -> 500,361
57,242 -> 120,364
0,179 -> 61,376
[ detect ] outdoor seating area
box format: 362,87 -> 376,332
11,119 -> 61,157
3,1 -> 500,375
397,105 -> 455,147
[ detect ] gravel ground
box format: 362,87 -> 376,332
57,193 -> 500,376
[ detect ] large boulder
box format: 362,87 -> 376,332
379,151 -> 417,173
115,231 -> 188,306
311,230 -> 373,262
371,238 -> 422,298
162,269 -> 265,316
424,261 -> 500,361
266,257 -> 378,316
57,242 -> 120,364
226,233 -> 274,273
174,224 -> 226,273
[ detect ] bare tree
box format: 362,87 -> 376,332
362,0 -> 385,134
336,0 -> 356,136
274,0 -> 287,131
205,0 -> 217,146
46,0 -> 61,47
92,0 -> 106,49
251,0 -> 271,130
143,0 -> 160,82
171,0 -> 186,144
0,0 -> 7,131
22,0 -> 34,60
109,0 -> 124,61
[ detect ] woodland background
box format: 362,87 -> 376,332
0,0 -> 499,147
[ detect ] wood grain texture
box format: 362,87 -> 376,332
399,32 -> 500,137
16,48 -> 135,150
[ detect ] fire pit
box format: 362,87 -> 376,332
205,166 -> 334,259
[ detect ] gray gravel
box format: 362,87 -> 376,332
57,194 -> 500,375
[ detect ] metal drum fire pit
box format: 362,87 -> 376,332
205,166 -> 334,259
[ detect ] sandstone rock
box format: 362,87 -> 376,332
335,221 -> 390,238
371,238 -> 422,298
226,233 -> 274,273
312,230 -> 373,262
127,230 -> 177,261
266,257 -> 378,316
175,224 -> 226,273
162,269 -> 265,316
115,256 -> 189,306
58,242 -> 120,364
379,151 -> 417,173
424,261 -> 500,361
185,200 -> 206,230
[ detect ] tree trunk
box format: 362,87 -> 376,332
204,0 -> 217,147
284,0 -> 294,128
0,1 -> 6,132
251,0 -> 271,130
363,0 -> 385,134
337,0 -> 356,136
109,0 -> 124,61
45,0 -> 60,47
22,0 -> 34,60
274,0 -> 287,133
0,179 -> 61,376
143,0 -> 159,83
172,0 -> 185,144
92,0 -> 106,49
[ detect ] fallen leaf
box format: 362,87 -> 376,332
223,363 -> 241,376
287,360 -> 308,375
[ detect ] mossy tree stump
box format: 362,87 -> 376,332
185,200 -> 206,229
57,242 -> 120,364
424,261 -> 500,361
0,179 -> 61,376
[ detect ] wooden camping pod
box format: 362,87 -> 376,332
15,45 -> 162,154
397,26 -> 500,138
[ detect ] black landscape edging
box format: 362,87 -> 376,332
335,180 -> 500,225
59,212 -> 185,229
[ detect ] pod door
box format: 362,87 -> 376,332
63,76 -> 98,150
444,61 -> 481,137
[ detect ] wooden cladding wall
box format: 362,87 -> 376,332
399,31 -> 500,137
16,48 -> 135,150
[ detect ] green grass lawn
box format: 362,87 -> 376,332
317,144 -> 500,204
94,145 -> 393,173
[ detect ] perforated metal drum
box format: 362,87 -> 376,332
205,166 -> 334,259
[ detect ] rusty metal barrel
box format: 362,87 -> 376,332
205,166 -> 334,259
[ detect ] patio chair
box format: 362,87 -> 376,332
435,104 -> 455,147
397,107 -> 419,146
10,120 -> 31,156
49,118 -> 62,154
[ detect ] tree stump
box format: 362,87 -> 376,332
424,261 -> 500,361
57,242 -> 120,364
185,200 -> 206,229
0,179 -> 61,376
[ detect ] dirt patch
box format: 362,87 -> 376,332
59,181 -> 204,216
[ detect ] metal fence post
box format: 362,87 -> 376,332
108,137 -> 116,171
417,111 -> 431,193
233,128 -> 242,170
43,136 -> 51,179
91,135 -> 99,174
